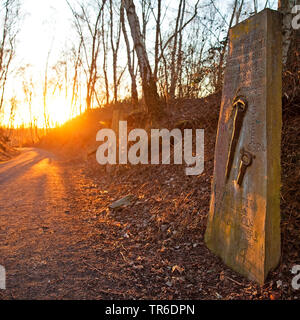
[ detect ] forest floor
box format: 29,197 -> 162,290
0,135 -> 19,162
0,94 -> 299,300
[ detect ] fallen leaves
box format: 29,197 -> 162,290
172,265 -> 185,275
219,271 -> 225,281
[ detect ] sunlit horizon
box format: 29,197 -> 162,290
0,93 -> 86,129
0,0 -> 277,130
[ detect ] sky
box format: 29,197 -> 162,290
3,0 -> 75,127
17,0 -> 72,71
15,0 -> 276,80
2,0 -> 278,128
15,0 -> 278,79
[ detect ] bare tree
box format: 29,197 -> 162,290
70,39 -> 83,115
123,0 -> 161,121
109,0 -> 122,103
253,0 -> 258,13
22,73 -> 35,143
7,95 -> 17,138
235,0 -> 244,24
120,1 -> 138,105
159,0 -> 200,99
0,0 -> 20,112
278,0 -> 299,67
153,0 -> 161,80
67,0 -> 106,110
140,0 -> 151,44
169,0 -> 184,100
43,46 -> 52,131
176,0 -> 187,98
210,0 -> 241,92
102,11 -> 110,104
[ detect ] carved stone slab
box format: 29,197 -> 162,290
205,9 -> 282,284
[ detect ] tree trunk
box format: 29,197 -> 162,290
278,0 -> 299,67
67,0 -> 106,110
120,2 -> 138,105
176,0 -> 186,98
102,13 -> 110,105
169,0 -> 183,100
110,0 -> 121,104
123,0 -> 161,121
216,0 -> 240,92
154,0 -> 161,80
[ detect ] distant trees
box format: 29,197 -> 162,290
67,0 -> 106,110
109,0 -> 122,104
279,0 -> 300,112
0,0 -> 283,130
0,0 -> 20,112
123,0 -> 161,121
169,0 -> 198,99
69,42 -> 83,116
43,47 -> 51,131
214,0 -> 244,92
21,68 -> 35,143
278,0 -> 299,66
120,1 -> 138,105
62,0 -> 274,116
150,0 -> 200,101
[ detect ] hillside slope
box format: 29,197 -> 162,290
0,134 -> 19,162
31,88 -> 299,299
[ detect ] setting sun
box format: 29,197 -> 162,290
1,94 -> 80,129
46,96 -> 74,127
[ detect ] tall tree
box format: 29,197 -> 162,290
153,0 -> 161,80
67,0 -> 106,110
102,11 -> 110,105
43,46 -> 52,131
109,0 -> 121,103
158,0 -> 199,99
169,0 -> 184,100
278,0 -> 299,66
123,0 -> 162,121
215,0 -> 242,92
120,1 -> 138,105
0,0 -> 20,112
70,40 -> 83,115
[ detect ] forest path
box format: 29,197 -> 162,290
0,148 -> 276,300
0,148 -> 119,299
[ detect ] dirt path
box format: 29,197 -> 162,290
0,148 -> 120,299
0,148 -> 291,300
0,148 -> 234,300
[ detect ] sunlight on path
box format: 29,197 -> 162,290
0,148 -> 74,299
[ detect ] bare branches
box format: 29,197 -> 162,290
123,0 -> 161,120
158,0 -> 200,64
0,0 -> 20,112
66,0 -> 106,109
120,0 -> 138,104
110,0 -> 122,103
2,0 -> 281,129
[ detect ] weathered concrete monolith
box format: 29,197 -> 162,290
205,9 -> 282,284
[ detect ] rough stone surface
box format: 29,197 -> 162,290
205,9 -> 282,284
109,195 -> 134,209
